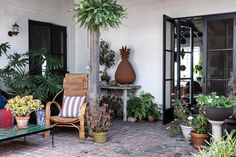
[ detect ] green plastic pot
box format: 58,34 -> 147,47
93,131 -> 108,143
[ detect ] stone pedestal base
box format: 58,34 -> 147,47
208,120 -> 225,140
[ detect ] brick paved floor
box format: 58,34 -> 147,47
0,120 -> 197,157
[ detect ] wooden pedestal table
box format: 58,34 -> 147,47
100,85 -> 141,121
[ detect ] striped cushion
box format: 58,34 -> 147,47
59,96 -> 85,117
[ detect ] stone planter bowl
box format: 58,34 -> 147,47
203,107 -> 233,121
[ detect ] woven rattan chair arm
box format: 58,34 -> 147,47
52,89 -> 63,102
80,102 -> 88,117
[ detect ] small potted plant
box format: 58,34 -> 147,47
196,92 -> 236,121
173,100 -> 193,140
194,60 -> 203,81
99,39 -> 115,83
190,114 -> 209,149
147,104 -> 161,122
87,103 -> 112,143
5,95 -> 43,129
127,92 -> 158,122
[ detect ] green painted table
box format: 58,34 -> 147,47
0,124 -> 54,147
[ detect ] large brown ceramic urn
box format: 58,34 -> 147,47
115,46 -> 136,84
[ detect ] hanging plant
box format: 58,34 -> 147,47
73,0 -> 127,105
73,0 -> 127,31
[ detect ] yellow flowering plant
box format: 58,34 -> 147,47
5,95 -> 43,116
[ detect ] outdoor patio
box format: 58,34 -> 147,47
0,120 -> 197,157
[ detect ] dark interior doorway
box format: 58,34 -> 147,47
29,20 -> 67,75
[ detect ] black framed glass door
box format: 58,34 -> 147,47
163,15 -> 195,124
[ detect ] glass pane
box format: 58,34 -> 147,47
165,81 -> 174,109
165,52 -> 174,79
207,50 -> 232,79
207,19 -> 233,49
165,21 -> 174,50
206,80 -> 227,96
180,26 -> 192,48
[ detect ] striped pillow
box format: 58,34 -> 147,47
59,96 -> 85,117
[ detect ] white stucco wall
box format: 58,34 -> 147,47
96,0 -> 236,104
0,0 -> 76,72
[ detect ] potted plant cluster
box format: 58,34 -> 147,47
173,100 -> 193,140
87,103 -> 112,143
196,92 -> 236,121
5,95 -> 43,129
127,91 -> 161,122
190,114 -> 209,149
99,39 -> 115,84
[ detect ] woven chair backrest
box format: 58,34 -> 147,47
63,73 -> 88,96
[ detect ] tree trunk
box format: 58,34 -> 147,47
89,30 -> 100,111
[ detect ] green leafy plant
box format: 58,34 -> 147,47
5,95 -> 43,116
73,0 -> 127,31
147,104 -> 161,119
194,60 -> 203,76
196,92 -> 235,108
173,100 -> 192,126
0,42 -> 10,56
0,43 -> 63,102
191,114 -> 208,134
99,39 -> 115,74
128,92 -> 160,120
193,130 -> 236,157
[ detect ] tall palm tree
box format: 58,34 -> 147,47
73,0 -> 126,109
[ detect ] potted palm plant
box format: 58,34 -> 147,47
5,95 -> 43,129
190,114 -> 209,149
87,103 -> 112,143
173,100 -> 193,140
196,92 -> 236,121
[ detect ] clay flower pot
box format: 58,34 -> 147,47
191,132 -> 208,149
93,131 -> 108,143
15,116 -> 30,129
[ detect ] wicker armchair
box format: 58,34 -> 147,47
44,73 -> 89,139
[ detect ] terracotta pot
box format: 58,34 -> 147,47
15,116 -> 30,129
93,131 -> 108,143
191,132 -> 208,149
115,46 -> 136,84
203,107 -> 233,121
147,116 -> 156,122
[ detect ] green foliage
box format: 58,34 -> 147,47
193,130 -> 236,157
99,95 -> 122,118
0,44 -> 63,102
173,100 -> 192,126
73,0 -> 127,31
168,120 -> 181,137
191,114 -> 208,134
127,91 -> 161,120
0,42 -> 10,56
194,60 -> 203,76
99,39 -> 115,73
196,92 -> 235,108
